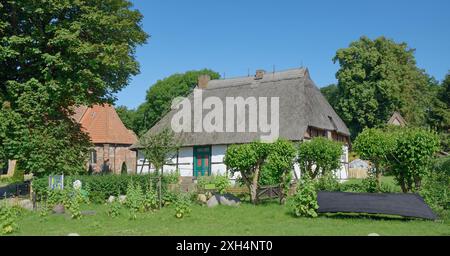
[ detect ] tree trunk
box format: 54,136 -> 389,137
250,164 -> 261,205
414,176 -> 421,191
399,175 -> 408,193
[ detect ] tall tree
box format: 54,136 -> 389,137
0,0 -> 148,175
320,84 -> 339,109
333,36 -> 433,136
130,69 -> 220,135
115,105 -> 136,131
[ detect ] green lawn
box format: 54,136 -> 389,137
10,202 -> 450,236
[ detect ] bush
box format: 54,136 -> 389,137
420,157 -> 450,214
108,200 -> 121,218
144,185 -> 158,211
0,203 -> 19,234
197,174 -> 231,194
125,180 -> 145,219
316,173 -> 340,191
174,193 -> 192,219
289,176 -> 318,218
32,173 -> 172,203
361,175 -> 378,193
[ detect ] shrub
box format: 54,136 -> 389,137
420,157 -> 450,214
32,173 -> 171,202
214,174 -> 231,194
144,185 -> 158,211
298,137 -> 343,179
289,176 -> 318,218
174,193 -> 192,219
108,200 -> 121,218
316,172 -> 340,191
361,175 -> 378,193
66,189 -> 83,220
125,180 -> 145,219
0,203 -> 19,234
162,190 -> 179,206
388,128 -> 440,192
196,174 -> 231,194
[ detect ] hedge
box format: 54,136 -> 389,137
32,173 -> 179,203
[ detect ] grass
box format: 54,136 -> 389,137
9,201 -> 450,236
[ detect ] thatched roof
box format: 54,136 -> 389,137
132,68 -> 349,148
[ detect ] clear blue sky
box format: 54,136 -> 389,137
115,0 -> 450,109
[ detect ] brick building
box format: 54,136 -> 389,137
73,104 -> 137,174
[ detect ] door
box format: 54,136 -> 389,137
193,146 -> 211,177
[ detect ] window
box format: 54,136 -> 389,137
89,150 -> 97,165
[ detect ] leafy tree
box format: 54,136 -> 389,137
0,0 -> 147,176
115,105 -> 136,131
297,137 -> 343,180
388,128 -> 440,192
426,72 -> 450,152
333,36 -> 434,136
224,140 -> 296,204
353,128 -> 395,190
131,69 -> 220,135
138,129 -> 180,175
320,84 -> 339,109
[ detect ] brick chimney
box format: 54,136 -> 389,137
198,74 -> 210,89
255,69 -> 265,80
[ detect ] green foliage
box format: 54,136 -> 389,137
0,0 -> 148,177
144,185 -> 159,211
361,174 -> 378,193
11,163 -> 24,182
108,200 -> 122,218
138,129 -> 180,174
196,174 -> 231,194
32,174 -> 172,203
65,188 -> 83,220
128,70 -> 220,135
316,172 -> 340,192
174,193 -> 192,219
320,84 -> 339,109
214,175 -> 231,194
224,139 -> 296,203
353,128 -> 395,165
0,203 -> 19,234
165,170 -> 180,184
388,128 -> 440,192
115,105 -> 136,132
420,157 -> 450,214
353,127 -> 396,189
125,180 -> 145,219
297,137 -> 343,179
333,36 -> 437,136
162,190 -> 179,207
289,176 -> 319,218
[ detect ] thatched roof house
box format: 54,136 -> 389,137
134,68 -> 350,180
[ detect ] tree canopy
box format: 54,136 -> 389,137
0,0 -> 148,175
297,137 -> 343,180
332,36 -> 437,136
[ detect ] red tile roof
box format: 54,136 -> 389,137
73,104 -> 137,145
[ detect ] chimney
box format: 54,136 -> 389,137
198,74 -> 210,89
255,69 -> 265,80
